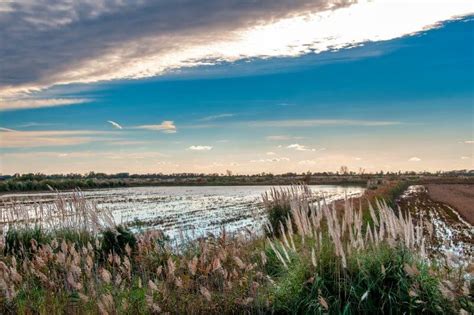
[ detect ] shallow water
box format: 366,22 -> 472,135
397,185 -> 473,275
1,185 -> 365,239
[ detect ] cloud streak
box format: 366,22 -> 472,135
188,145 -> 213,151
287,144 -> 317,152
249,119 -> 402,128
0,98 -> 91,111
199,113 -> 235,121
1,0 -> 472,99
250,157 -> 290,163
107,120 -> 123,129
0,129 -> 111,148
266,135 -> 305,141
134,121 -> 177,133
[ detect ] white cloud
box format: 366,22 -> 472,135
0,98 -> 91,111
266,152 -> 276,156
250,157 -> 290,163
135,121 -> 177,133
287,144 -> 317,151
107,120 -> 123,129
408,157 -> 421,162
2,0 -> 472,98
461,156 -> 470,160
464,140 -> 474,144
188,145 -> 213,151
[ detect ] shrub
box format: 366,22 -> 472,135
4,227 -> 50,258
101,225 -> 137,256
262,185 -> 310,236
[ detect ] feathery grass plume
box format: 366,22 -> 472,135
267,238 -> 288,269
200,286 -> 212,302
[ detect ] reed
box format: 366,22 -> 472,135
265,186 -> 471,314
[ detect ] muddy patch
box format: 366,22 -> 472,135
397,185 -> 473,272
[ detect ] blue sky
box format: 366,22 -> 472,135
0,1 -> 473,174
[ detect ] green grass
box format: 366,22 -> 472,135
269,242 -> 458,314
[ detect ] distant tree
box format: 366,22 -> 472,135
339,166 -> 349,175
303,171 -> 311,184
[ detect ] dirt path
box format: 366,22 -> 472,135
425,184 -> 474,225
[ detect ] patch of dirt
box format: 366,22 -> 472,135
425,184 -> 474,225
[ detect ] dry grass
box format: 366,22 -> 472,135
0,190 -> 115,234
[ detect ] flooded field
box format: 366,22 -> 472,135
0,185 -> 365,239
397,185 -> 473,272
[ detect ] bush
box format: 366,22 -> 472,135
266,204 -> 291,236
4,227 -> 50,258
101,225 -> 137,256
270,244 -> 457,314
4,227 -> 97,258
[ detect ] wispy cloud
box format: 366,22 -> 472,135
106,140 -> 150,146
0,127 -> 16,132
250,119 -> 402,128
461,156 -> 470,160
187,145 -> 213,151
464,140 -> 474,144
0,98 -> 91,111
1,0 -> 471,98
199,113 -> 235,121
250,157 -> 290,163
2,151 -> 164,160
134,121 -> 177,133
17,122 -> 61,128
0,129 -> 111,148
266,135 -> 305,141
286,144 -> 325,152
408,157 -> 421,162
298,159 -> 318,165
287,144 -> 314,151
107,120 -> 123,129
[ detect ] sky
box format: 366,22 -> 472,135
0,0 -> 473,175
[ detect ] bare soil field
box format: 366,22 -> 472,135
426,184 -> 474,225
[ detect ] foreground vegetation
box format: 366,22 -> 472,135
0,185 -> 472,314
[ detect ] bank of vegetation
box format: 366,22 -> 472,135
1,170 -> 473,192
